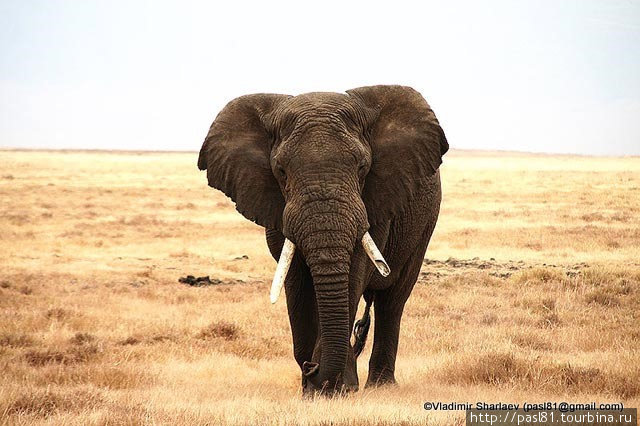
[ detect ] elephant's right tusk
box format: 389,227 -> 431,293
270,238 -> 295,304
362,232 -> 390,277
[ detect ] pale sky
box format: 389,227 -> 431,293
1,0 -> 639,155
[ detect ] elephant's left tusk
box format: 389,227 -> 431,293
362,232 -> 390,277
270,239 -> 295,304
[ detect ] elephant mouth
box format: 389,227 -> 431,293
268,231 -> 390,304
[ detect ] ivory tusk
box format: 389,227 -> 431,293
362,232 -> 391,277
270,239 -> 295,304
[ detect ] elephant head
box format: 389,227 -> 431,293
198,85 -> 448,394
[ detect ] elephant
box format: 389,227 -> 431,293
197,85 -> 448,396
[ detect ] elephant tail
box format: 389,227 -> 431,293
353,291 -> 374,358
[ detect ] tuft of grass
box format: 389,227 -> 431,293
585,288 -> 620,307
196,321 -> 240,341
581,212 -> 605,222
69,332 -> 96,345
580,266 -> 636,307
538,310 -> 561,329
149,333 -> 178,343
45,307 -> 71,320
581,266 -> 640,287
0,333 -> 35,348
510,333 -> 553,351
518,296 -> 561,328
548,363 -> 640,398
537,297 -> 560,328
24,344 -> 99,366
115,332 -> 179,346
442,353 -> 525,386
512,268 -> 566,285
480,313 -> 498,325
3,388 -> 102,417
118,336 -> 141,345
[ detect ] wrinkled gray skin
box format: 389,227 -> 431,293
198,85 -> 447,396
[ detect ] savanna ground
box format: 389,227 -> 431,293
1,149 -> 639,425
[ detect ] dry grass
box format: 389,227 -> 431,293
197,321 -> 241,341
0,149 -> 639,425
440,352 -> 639,398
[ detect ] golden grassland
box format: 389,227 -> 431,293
0,149 -> 639,425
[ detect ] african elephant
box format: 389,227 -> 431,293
197,85 -> 448,396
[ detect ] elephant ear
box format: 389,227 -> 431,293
347,85 -> 448,225
198,94 -> 291,229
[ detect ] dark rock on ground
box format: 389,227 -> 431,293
179,275 -> 222,286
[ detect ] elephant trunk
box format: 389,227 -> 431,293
300,227 -> 353,391
283,180 -> 368,393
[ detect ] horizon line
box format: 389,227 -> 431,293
0,146 -> 638,159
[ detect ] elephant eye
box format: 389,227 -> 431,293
358,160 -> 369,175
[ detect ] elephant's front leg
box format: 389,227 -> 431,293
284,253 -> 318,369
265,229 -> 318,370
366,240 -> 426,387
